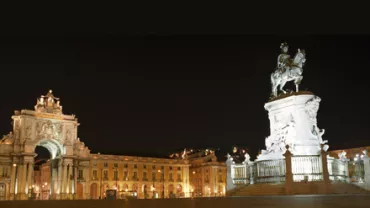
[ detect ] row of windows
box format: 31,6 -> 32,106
100,162 -> 182,170
92,170 -> 182,181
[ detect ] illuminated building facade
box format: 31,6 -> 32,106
187,150 -> 226,197
170,149 -> 227,197
0,90 -> 191,200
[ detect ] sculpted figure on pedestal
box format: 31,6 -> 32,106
338,151 -> 347,161
271,43 -> 306,96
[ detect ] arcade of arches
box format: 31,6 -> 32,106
0,90 -> 226,200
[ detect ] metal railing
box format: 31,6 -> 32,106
327,158 -> 348,182
292,155 -> 322,182
231,164 -> 248,184
254,159 -> 285,183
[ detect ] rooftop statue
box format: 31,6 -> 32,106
271,43 -> 306,97
34,90 -> 63,114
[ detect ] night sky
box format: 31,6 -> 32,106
0,34 -> 369,160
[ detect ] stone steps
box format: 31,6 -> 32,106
232,184 -> 286,196
331,183 -> 370,194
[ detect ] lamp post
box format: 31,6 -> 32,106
158,170 -> 164,198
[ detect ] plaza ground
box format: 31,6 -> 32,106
1,194 -> 370,208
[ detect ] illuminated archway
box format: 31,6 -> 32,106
0,90 -> 91,200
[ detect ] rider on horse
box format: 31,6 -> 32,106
276,42 -> 292,75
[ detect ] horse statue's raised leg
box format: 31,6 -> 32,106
294,75 -> 303,92
279,80 -> 287,94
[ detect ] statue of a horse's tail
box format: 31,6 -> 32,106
271,72 -> 277,96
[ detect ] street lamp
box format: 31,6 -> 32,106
158,169 -> 164,198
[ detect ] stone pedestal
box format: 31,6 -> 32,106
283,147 -> 293,194
258,92 -> 324,160
320,145 -> 332,194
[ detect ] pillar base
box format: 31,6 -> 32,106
15,193 -> 28,200
60,193 -> 68,199
9,193 -> 15,200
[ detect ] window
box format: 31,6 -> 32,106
114,170 -> 118,180
152,165 -> 156,170
1,167 -> 8,177
161,166 -> 164,170
103,170 -> 108,180
169,173 -> 173,180
133,172 -> 137,179
134,164 -> 137,169
143,165 -> 146,169
78,169 -> 84,179
104,162 -> 108,168
124,164 -> 128,168
152,172 -> 156,180
93,170 -> 98,180
169,166 -> 172,170
124,171 -> 128,180
143,172 -> 147,180
177,167 -> 181,171
114,163 -> 118,168
177,173 -> 181,181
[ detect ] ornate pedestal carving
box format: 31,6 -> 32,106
257,92 -> 326,160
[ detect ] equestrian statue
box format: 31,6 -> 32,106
271,42 -> 306,97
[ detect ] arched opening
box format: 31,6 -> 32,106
122,184 -> 128,191
33,139 -> 64,200
142,184 -> 148,199
168,184 -> 174,198
34,145 -> 51,200
77,183 -> 83,199
102,183 -> 109,199
90,183 -> 98,199
176,184 -> 183,197
0,183 -> 6,200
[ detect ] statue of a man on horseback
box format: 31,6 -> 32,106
271,42 -> 306,97
277,42 -> 292,75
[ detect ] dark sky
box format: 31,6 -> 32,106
0,34 -> 369,160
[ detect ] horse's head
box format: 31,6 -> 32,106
293,48 -> 306,66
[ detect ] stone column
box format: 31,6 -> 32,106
283,145 -> 293,194
363,151 -> 370,190
10,164 -> 17,200
16,163 -> 28,200
249,163 -> 255,185
344,160 -> 350,183
67,164 -> 72,199
62,163 -> 68,199
225,155 -> 235,193
182,163 -> 190,197
26,162 -> 33,195
56,160 -> 63,199
320,144 -> 332,194
73,164 -> 78,199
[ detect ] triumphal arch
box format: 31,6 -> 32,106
0,90 -> 90,200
